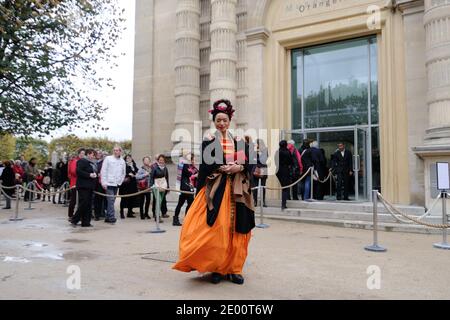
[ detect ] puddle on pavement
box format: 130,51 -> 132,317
63,251 -> 99,261
63,239 -> 89,243
2,256 -> 31,263
24,241 -> 49,248
32,252 -> 64,260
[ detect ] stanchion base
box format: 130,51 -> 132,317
9,218 -> 24,221
24,208 -> 34,210
433,243 -> 450,250
256,223 -> 270,229
149,229 -> 166,234
364,244 -> 387,252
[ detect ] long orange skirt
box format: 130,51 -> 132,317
172,177 -> 251,275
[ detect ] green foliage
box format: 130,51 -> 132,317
0,0 -> 125,136
0,133 -> 16,160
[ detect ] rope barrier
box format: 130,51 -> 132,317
20,183 -> 76,196
377,192 -> 450,229
259,167 -> 313,191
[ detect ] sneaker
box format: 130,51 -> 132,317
104,219 -> 116,224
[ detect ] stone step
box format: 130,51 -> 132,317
253,207 -> 440,224
264,199 -> 425,215
262,215 -> 443,235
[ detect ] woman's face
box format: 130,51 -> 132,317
143,157 -> 151,166
158,157 -> 165,166
214,113 -> 230,133
126,156 -> 132,163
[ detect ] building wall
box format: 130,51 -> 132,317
133,0 -> 432,206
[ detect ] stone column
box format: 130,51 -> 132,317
413,0 -> 450,211
424,0 -> 450,145
174,0 -> 201,151
209,0 -> 238,119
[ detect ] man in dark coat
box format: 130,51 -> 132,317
1,161 -> 15,209
71,149 -> 98,227
275,140 -> 294,210
331,142 -> 353,201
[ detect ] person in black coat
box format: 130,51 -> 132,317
275,140 -> 294,210
71,149 -> 98,227
119,155 -> 139,219
173,153 -> 198,226
1,161 -> 15,209
331,142 -> 353,200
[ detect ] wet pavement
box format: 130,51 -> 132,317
0,199 -> 450,299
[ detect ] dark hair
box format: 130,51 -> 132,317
47,161 -> 52,166
85,149 -> 96,156
279,140 -> 288,148
3,160 -> 11,167
209,99 -> 235,121
157,154 -> 165,161
142,156 -> 151,162
77,148 -> 85,155
29,157 -> 36,163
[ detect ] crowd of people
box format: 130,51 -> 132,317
0,138 -> 354,223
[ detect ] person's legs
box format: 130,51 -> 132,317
105,186 -> 117,222
161,193 -> 168,217
174,194 -> 186,218
185,195 -> 194,214
303,175 -> 311,200
343,173 -> 350,200
261,177 -> 267,206
71,188 -> 83,224
144,192 -> 151,218
292,181 -> 299,200
79,189 -> 93,226
336,173 -> 343,200
281,188 -> 289,209
68,188 -> 77,218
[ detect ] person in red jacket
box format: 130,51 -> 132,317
67,148 -> 85,219
12,160 -> 25,184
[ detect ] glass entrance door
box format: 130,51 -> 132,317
282,125 -> 370,201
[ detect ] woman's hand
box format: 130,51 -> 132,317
219,164 -> 242,174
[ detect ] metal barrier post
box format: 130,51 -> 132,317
63,182 -> 69,207
256,179 -> 269,229
364,190 -> 386,252
0,183 -> 3,205
24,182 -> 35,210
149,186 -> 166,234
433,191 -> 450,250
310,166 -> 314,201
10,185 -> 23,221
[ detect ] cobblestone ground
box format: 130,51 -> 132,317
0,199 -> 449,300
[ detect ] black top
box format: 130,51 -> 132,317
76,158 -> 98,190
150,165 -> 169,189
180,163 -> 198,192
331,149 -> 353,174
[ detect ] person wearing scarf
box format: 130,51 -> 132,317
173,99 -> 255,285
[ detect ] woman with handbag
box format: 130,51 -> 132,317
150,154 -> 170,221
252,139 -> 269,207
119,155 -> 139,219
136,156 -> 152,220
173,99 -> 255,285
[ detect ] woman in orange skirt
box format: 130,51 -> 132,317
173,99 -> 255,285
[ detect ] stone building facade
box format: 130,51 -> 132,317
133,0 -> 450,208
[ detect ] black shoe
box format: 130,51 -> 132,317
120,212 -> 125,219
162,214 -> 170,218
145,214 -> 151,220
173,217 -> 182,226
343,198 -> 350,201
263,204 -> 268,208
94,217 -> 100,221
105,219 -> 116,224
227,274 -> 244,285
127,213 -> 136,218
70,220 -> 78,227
81,224 -> 93,227
2,206 -> 11,209
211,273 -> 222,284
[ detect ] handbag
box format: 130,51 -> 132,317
43,176 -> 51,185
138,179 -> 148,190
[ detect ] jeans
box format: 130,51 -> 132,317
106,186 -> 118,221
303,176 -> 311,200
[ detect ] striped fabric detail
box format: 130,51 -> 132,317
221,138 -> 235,164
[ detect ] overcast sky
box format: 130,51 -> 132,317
45,0 -> 136,142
